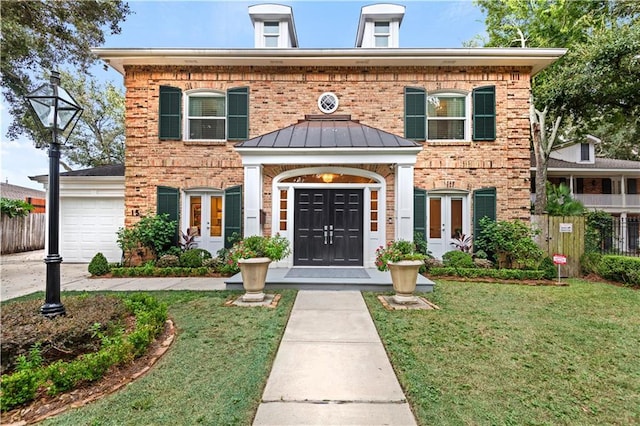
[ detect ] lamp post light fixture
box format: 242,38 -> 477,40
26,70 -> 83,318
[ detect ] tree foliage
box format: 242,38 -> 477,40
0,0 -> 130,141
545,182 -> 585,216
57,71 -> 125,167
476,0 -> 640,160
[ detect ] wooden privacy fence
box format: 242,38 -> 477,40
531,215 -> 585,278
1,213 -> 45,254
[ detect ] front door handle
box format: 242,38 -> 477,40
323,225 -> 328,245
329,225 -> 334,245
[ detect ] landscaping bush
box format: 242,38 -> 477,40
116,213 -> 177,265
474,217 -> 543,269
156,254 -> 180,268
0,198 -> 34,218
538,256 -> 557,280
0,293 -> 167,411
179,248 -> 212,268
596,255 -> 640,287
88,253 -> 110,276
429,267 -> 546,281
442,250 -> 475,268
580,252 -> 603,275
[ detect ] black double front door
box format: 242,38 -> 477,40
294,189 -> 363,266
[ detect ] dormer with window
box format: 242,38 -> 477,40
550,135 -> 599,164
355,4 -> 405,48
249,4 -> 298,48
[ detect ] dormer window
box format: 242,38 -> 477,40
264,21 -> 280,47
374,22 -> 390,47
580,143 -> 590,161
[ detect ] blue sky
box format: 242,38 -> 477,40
1,1 -> 486,190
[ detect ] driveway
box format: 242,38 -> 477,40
1,250 -> 226,301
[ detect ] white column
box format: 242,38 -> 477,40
243,165 -> 263,236
395,164 -> 414,241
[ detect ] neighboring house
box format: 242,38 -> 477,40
0,182 -> 46,213
31,165 -> 125,263
94,3 -> 565,264
531,135 -> 640,252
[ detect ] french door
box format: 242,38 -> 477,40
187,193 -> 224,255
427,194 -> 467,259
294,189 -> 363,266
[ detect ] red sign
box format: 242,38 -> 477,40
553,254 -> 567,265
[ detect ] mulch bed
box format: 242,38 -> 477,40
1,320 -> 176,426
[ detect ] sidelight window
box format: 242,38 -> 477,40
370,190 -> 379,232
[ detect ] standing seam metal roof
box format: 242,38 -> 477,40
235,118 -> 420,149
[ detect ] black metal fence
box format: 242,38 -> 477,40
593,216 -> 640,257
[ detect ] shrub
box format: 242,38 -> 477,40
0,293 -> 167,411
179,248 -> 212,268
423,258 -> 444,271
538,256 -> 557,280
442,250 -> 475,268
116,213 -> 177,263
429,267 -> 546,281
156,254 -> 180,268
88,253 -> 110,276
585,211 -> 614,253
597,255 -> 640,287
580,252 -> 603,275
0,198 -> 34,218
475,217 -> 543,269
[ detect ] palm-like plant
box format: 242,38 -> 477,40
545,182 -> 585,216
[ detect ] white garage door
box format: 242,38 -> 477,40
60,197 -> 124,263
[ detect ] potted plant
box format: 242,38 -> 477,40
229,234 -> 290,301
375,239 -> 427,304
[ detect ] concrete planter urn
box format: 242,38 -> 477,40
238,257 -> 272,302
387,260 -> 423,304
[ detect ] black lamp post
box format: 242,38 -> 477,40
26,71 -> 83,318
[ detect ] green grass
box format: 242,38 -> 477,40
365,280 -> 640,426
40,290 -> 296,426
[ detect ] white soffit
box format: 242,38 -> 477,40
94,47 -> 567,76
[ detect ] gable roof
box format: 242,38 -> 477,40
0,182 -> 45,200
29,164 -> 125,182
531,153 -> 640,173
235,115 -> 420,149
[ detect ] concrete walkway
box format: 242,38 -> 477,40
253,290 -> 417,425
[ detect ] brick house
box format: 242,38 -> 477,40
95,3 -> 565,265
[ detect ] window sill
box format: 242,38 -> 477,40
425,140 -> 473,146
184,140 -> 228,147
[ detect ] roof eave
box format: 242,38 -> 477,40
92,47 -> 567,76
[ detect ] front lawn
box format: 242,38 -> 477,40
38,290 -> 295,425
365,280 -> 640,425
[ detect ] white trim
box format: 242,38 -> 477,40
236,147 -> 422,166
272,166 -> 386,268
427,90 -> 471,142
183,89 -> 226,142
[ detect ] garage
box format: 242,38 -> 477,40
31,165 -> 125,263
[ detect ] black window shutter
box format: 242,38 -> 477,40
224,185 -> 243,248
472,86 -> 496,141
473,187 -> 496,239
576,178 -> 584,194
603,178 -> 612,194
414,188 -> 427,242
227,87 -> 249,140
628,178 -> 637,195
157,186 -> 180,245
404,87 -> 426,140
159,86 -> 182,140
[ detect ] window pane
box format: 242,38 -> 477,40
189,97 -> 225,117
210,196 -> 222,237
189,119 -> 225,139
374,22 -> 389,33
428,120 -> 465,140
451,199 -> 462,238
375,36 -> 389,47
265,36 -> 279,47
264,21 -> 279,34
429,198 -> 441,239
190,197 -> 202,236
428,97 -> 465,117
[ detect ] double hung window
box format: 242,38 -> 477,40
188,92 -> 225,140
427,95 -> 467,140
374,22 -> 390,47
264,21 -> 280,47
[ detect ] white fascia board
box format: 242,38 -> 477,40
32,176 -> 125,197
536,167 -> 640,175
93,47 -> 567,76
236,147 -> 422,166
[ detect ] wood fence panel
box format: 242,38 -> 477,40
1,213 -> 46,254
532,215 -> 585,277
